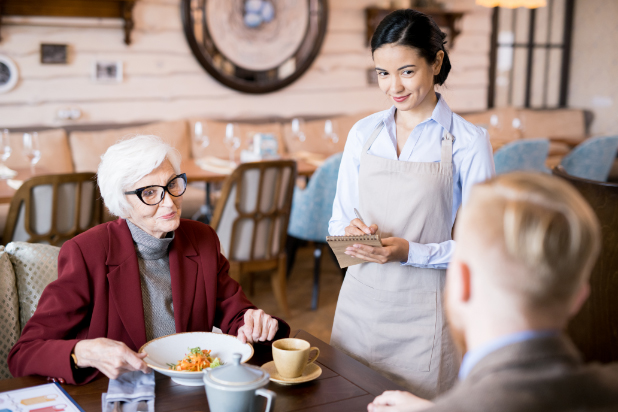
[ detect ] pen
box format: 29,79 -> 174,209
354,208 -> 365,224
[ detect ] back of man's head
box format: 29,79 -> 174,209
455,172 -> 601,322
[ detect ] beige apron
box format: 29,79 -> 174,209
330,121 -> 459,399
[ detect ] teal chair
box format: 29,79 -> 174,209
560,136 -> 618,181
287,153 -> 343,310
494,138 -> 551,175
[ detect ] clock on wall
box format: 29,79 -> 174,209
181,0 -> 328,94
0,55 -> 18,94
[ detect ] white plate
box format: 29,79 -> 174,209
139,332 -> 254,386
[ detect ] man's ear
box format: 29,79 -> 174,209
569,282 -> 590,318
460,261 -> 471,303
448,259 -> 471,303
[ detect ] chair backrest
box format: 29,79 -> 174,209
5,242 -> 60,332
560,136 -> 618,182
0,246 -> 19,379
211,160 -> 297,262
288,152 -> 343,242
0,242 -> 60,379
493,138 -> 550,175
3,173 -> 103,246
552,166 -> 618,363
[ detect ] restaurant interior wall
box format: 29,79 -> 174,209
567,0 -> 618,136
0,0 -> 491,128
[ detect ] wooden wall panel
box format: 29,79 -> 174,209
0,0 -> 490,128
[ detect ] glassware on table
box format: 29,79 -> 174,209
0,129 -> 12,179
512,117 -> 525,139
291,118 -> 306,142
324,119 -> 339,144
1,129 -> 12,164
22,132 -> 41,174
224,123 -> 241,166
194,121 -> 210,157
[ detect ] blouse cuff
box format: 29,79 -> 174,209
403,241 -> 432,266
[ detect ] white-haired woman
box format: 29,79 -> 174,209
8,135 -> 289,385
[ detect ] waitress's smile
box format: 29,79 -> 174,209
392,94 -> 411,103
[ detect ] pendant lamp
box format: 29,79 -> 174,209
475,0 -> 547,8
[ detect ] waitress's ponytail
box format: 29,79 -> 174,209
371,9 -> 452,86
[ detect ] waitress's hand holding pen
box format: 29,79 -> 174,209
345,219 -> 378,236
345,208 -> 378,236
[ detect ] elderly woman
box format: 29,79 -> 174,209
8,135 -> 290,384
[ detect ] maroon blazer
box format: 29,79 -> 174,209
8,218 -> 290,384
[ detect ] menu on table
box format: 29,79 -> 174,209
0,383 -> 84,412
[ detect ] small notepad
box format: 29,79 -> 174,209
326,234 -> 382,268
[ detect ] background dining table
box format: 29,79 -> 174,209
0,330 -> 405,412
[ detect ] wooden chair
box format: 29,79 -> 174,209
210,160 -> 297,316
3,173 -> 104,246
553,166 -> 618,363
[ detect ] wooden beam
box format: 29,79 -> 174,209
0,0 -> 137,44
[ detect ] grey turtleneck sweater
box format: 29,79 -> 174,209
126,220 -> 176,341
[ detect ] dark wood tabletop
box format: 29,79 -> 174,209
0,330 -> 405,411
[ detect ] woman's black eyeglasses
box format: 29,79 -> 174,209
124,173 -> 187,206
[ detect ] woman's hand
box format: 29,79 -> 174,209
73,338 -> 151,380
345,237 -> 409,264
237,309 -> 279,344
345,218 -> 378,236
367,390 -> 434,412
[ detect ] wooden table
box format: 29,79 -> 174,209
183,158 -> 317,184
0,330 -> 405,411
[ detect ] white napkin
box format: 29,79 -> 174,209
195,156 -> 235,175
7,179 -> 23,190
0,165 -> 17,179
102,371 -> 155,412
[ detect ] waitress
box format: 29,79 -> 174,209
329,9 -> 495,399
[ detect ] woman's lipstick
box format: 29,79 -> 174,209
392,94 -> 411,103
159,212 -> 177,220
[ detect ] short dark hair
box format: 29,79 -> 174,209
371,9 -> 451,86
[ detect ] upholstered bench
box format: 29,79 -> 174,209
0,242 -> 59,379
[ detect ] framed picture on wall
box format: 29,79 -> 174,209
41,44 -> 68,64
93,61 -> 123,83
0,55 -> 19,94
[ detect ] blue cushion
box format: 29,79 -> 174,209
560,136 -> 618,181
494,139 -> 550,175
288,153 -> 343,243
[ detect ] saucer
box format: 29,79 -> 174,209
261,361 -> 322,385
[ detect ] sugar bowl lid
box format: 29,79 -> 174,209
205,353 -> 269,389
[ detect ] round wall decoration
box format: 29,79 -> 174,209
0,55 -> 19,94
181,0 -> 328,94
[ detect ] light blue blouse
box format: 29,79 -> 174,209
328,93 -> 495,269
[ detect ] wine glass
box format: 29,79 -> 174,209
324,119 -> 339,144
291,118 -> 306,142
194,121 -> 210,157
512,117 -> 525,139
224,123 -> 241,166
0,129 -> 12,165
23,132 -> 41,174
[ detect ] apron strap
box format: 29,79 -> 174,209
362,121 -> 385,154
441,130 -> 454,165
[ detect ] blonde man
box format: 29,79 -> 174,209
369,172 -> 618,412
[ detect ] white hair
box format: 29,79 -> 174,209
97,135 -> 181,218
